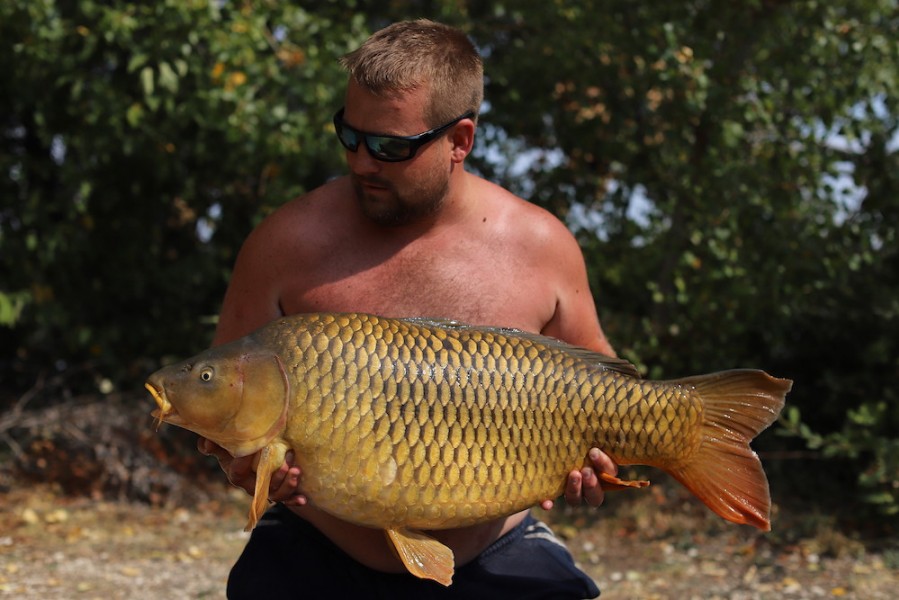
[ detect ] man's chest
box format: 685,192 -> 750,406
280,249 -> 553,330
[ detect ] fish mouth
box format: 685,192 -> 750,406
144,382 -> 179,429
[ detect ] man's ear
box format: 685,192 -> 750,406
449,118 -> 476,163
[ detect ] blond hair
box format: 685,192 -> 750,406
340,19 -> 483,126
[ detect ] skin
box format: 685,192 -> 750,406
198,81 -> 619,573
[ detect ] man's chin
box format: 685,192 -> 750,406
353,180 -> 444,227
362,206 -> 411,227
354,188 -> 404,225
354,196 -> 394,224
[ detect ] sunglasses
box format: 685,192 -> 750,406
333,108 -> 475,162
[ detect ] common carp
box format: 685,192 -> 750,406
144,312 -> 790,585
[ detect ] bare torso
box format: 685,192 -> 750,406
283,189 -> 556,325
213,173 -> 613,571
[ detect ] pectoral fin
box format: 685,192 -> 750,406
385,528 -> 455,586
245,441 -> 290,532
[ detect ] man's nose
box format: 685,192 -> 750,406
347,144 -> 381,175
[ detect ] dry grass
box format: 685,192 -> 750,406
1,474 -> 897,599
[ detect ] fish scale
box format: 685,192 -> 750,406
275,313 -> 684,527
146,311 -> 791,586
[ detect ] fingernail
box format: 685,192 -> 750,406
588,448 -> 600,460
285,450 -> 295,464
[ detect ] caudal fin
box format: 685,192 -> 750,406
665,370 -> 791,531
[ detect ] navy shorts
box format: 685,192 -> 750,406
227,504 -> 600,599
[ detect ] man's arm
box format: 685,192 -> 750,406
198,212 -> 308,504
536,214 -> 620,508
212,217 -> 286,347
539,219 -> 616,356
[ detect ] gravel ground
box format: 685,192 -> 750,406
1,480 -> 897,599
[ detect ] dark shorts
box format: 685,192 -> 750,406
227,504 -> 600,599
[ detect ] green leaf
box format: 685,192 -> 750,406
127,53 -> 148,73
158,61 -> 178,93
126,103 -> 144,127
140,65 -> 154,97
0,291 -> 30,326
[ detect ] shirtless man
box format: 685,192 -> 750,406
200,19 -> 618,599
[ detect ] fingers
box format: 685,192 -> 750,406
226,455 -> 257,493
267,451 -> 307,505
579,465 -> 604,507
564,468 -> 583,506
588,447 -> 618,478
197,437 -> 256,493
197,438 -> 307,505
197,437 -> 230,463
559,448 -> 619,508
563,468 -> 603,507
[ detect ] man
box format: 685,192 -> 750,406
200,19 -> 618,599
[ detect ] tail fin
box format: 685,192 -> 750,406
665,370 -> 791,531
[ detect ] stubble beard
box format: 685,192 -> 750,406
352,172 -> 450,227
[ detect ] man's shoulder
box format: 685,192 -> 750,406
475,178 -> 575,245
255,178 -> 349,234
275,177 -> 348,218
238,178 -> 351,262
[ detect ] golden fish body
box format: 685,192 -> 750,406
145,312 -> 791,585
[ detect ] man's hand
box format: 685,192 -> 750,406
539,448 -> 617,510
196,437 -> 307,506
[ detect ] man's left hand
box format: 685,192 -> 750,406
539,448 -> 617,510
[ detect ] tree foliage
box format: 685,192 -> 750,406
462,0 -> 899,515
1,0 -> 368,390
2,1 -> 897,516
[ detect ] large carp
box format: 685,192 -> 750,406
145,312 -> 790,585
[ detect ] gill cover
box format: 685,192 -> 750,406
146,340 -> 290,457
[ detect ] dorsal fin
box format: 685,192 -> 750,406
400,316 -> 641,378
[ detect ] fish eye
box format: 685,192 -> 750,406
199,367 -> 214,382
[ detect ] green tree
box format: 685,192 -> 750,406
2,0 -> 897,516
1,0 -> 368,392
463,0 -> 899,514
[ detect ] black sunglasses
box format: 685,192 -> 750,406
333,108 -> 475,162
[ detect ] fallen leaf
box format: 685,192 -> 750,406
45,509 -> 69,524
21,508 -> 39,525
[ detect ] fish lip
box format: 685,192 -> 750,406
144,381 -> 180,426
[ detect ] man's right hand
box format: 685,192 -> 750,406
197,437 -> 308,506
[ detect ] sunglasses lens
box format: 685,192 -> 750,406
335,124 -> 359,151
368,136 -> 412,161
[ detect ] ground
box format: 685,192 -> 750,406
1,475 -> 897,599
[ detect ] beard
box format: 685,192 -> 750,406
351,170 -> 449,227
